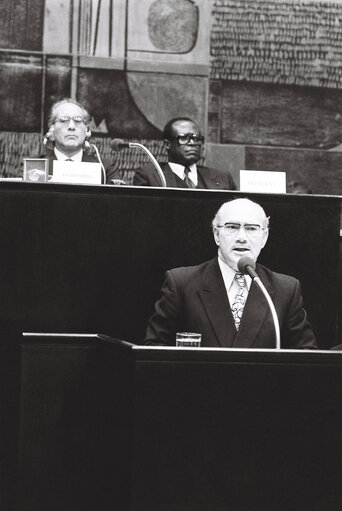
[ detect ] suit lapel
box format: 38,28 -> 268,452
234,268 -> 275,348
197,259 -> 237,347
197,166 -> 223,190
154,164 -> 179,187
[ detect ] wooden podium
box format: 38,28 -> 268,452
96,338 -> 342,511
19,334 -> 342,511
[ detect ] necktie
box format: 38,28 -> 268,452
231,272 -> 247,330
66,158 -> 73,161
184,167 -> 196,188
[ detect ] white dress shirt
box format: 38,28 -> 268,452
218,256 -> 252,306
54,147 -> 83,162
168,162 -> 198,187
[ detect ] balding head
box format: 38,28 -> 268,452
212,198 -> 269,271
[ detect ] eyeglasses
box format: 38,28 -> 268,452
215,223 -> 266,237
55,116 -> 85,125
171,134 -> 205,146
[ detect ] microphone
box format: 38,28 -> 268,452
85,141 -> 107,184
238,256 -> 258,279
110,138 -> 167,187
110,139 -> 130,151
238,256 -> 281,349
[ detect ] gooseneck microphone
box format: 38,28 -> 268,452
85,141 -> 107,184
238,256 -> 281,349
110,138 -> 167,188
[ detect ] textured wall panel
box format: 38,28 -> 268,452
220,80 -> 342,148
0,0 -> 44,51
0,53 -> 42,132
211,0 -> 342,89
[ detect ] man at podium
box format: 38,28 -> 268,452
144,198 -> 317,349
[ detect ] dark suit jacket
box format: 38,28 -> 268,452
145,257 -> 318,349
133,162 -> 237,190
43,149 -> 99,173
41,149 -> 107,182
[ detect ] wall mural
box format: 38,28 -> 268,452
41,0 -> 210,137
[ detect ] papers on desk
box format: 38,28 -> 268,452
51,160 -> 102,185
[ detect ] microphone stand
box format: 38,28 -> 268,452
253,277 -> 281,350
89,143 -> 107,184
126,142 -> 167,188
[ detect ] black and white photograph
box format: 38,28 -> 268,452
0,1 -> 341,510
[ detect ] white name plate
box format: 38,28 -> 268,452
240,170 -> 286,194
52,161 -> 102,184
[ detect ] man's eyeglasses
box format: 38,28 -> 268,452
55,116 -> 85,125
171,133 -> 205,146
215,223 -> 266,237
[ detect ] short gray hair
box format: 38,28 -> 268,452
48,98 -> 90,128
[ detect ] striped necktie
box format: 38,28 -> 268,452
184,167 -> 196,188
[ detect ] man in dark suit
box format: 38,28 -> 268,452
42,98 -> 103,178
144,198 -> 317,349
133,117 -> 236,190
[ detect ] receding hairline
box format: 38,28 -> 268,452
163,117 -> 200,140
48,98 -> 90,127
212,199 -> 269,230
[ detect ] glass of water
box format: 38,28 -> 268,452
176,332 -> 202,347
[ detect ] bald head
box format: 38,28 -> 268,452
213,199 -> 269,231
212,198 -> 270,271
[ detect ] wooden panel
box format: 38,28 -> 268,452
44,56 -> 72,130
245,145 -> 342,195
0,53 -> 42,132
77,68 -> 161,138
96,340 -> 342,511
220,81 -> 342,148
18,339 -> 98,511
0,0 -> 44,51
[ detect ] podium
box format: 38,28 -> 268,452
96,338 -> 342,511
18,334 -> 342,511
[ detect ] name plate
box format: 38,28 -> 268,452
52,161 -> 102,184
240,170 -> 286,194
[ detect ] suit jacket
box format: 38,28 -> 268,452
144,257 -> 318,349
133,162 -> 237,190
43,149 -> 100,174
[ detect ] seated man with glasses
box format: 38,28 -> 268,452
144,198 -> 317,349
133,117 -> 236,189
41,98 -> 102,175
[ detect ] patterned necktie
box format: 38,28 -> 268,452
184,167 -> 196,188
231,272 -> 247,330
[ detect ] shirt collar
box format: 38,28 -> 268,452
217,256 -> 252,291
54,147 -> 83,162
168,162 -> 198,186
